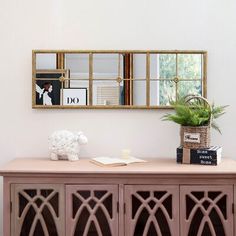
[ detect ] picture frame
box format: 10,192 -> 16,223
35,69 -> 69,106
62,88 -> 88,106
35,80 -> 61,106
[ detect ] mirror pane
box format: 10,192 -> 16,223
159,54 -> 176,79
178,81 -> 202,98
93,80 -> 122,105
69,79 -> 89,88
93,54 -> 123,79
150,81 -> 158,106
150,54 -> 158,79
178,54 -> 202,79
133,80 -> 146,106
133,54 -> 146,79
65,53 -> 89,79
36,53 -> 56,70
158,80 -> 176,106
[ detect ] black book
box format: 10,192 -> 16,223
177,156 -> 219,165
177,146 -> 222,165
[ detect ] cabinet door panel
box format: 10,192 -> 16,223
124,185 -> 179,236
11,184 -> 64,236
180,185 -> 233,236
66,185 -> 118,236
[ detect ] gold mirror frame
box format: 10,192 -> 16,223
32,50 -> 207,109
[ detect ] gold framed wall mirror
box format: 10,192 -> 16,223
32,50 -> 207,109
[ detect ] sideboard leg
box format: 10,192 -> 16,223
3,178 -> 11,236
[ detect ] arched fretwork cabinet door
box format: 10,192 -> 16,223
11,184 -> 64,236
124,185 -> 179,236
66,185 -> 119,236
180,185 -> 234,236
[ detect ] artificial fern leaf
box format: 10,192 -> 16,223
161,95 -> 227,134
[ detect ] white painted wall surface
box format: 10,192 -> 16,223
1,0 -> 236,233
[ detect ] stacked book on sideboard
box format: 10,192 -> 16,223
177,146 -> 222,165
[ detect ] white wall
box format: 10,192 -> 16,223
1,0 -> 236,233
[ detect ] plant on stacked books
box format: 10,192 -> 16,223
162,95 -> 227,165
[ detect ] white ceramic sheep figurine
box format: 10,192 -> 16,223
49,130 -> 88,161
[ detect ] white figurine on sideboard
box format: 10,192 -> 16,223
49,130 -> 88,161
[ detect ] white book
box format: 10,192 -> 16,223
90,156 -> 147,167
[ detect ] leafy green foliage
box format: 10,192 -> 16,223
162,96 -> 227,134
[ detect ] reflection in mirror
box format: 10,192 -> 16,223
93,54 -> 123,79
158,54 -> 176,79
150,54 -> 158,79
64,54 -> 90,106
92,54 -> 123,105
93,80 -> 122,106
149,53 -> 203,106
36,53 -> 56,70
133,54 -> 146,79
133,80 -> 146,106
65,53 -> 89,79
150,81 -> 158,106
178,81 -> 202,98
178,54 -> 202,79
32,50 -> 207,109
158,80 -> 176,106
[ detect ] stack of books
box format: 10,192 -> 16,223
177,146 -> 222,165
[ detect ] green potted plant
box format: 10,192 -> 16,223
162,95 -> 227,149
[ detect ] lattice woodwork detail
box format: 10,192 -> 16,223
66,185 -> 118,236
180,185 -> 233,236
11,184 -> 64,236
125,185 -> 179,236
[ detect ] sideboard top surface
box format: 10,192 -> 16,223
0,158 -> 236,176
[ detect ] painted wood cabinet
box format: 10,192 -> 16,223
1,158 -> 236,236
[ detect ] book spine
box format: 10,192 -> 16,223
177,153 -> 218,160
177,148 -> 220,158
177,155 -> 219,165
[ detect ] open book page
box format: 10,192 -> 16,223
90,156 -> 146,167
119,156 -> 147,164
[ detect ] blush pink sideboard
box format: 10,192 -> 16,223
1,157 -> 236,236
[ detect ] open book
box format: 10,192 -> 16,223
90,156 -> 147,167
